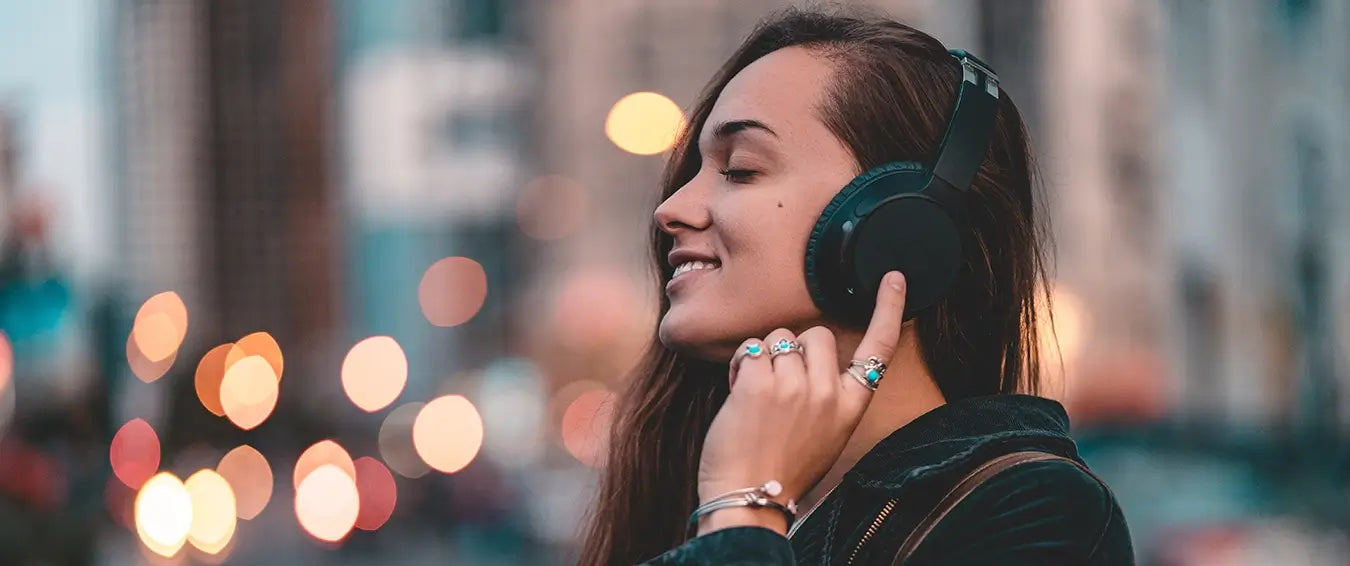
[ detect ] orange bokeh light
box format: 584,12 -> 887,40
127,333 -> 179,383
219,356 -> 279,430
133,291 -> 189,363
378,402 -> 431,479
194,344 -> 233,417
184,469 -> 236,555
135,472 -> 193,557
353,457 -> 397,531
550,268 -> 645,352
292,440 -> 356,489
412,395 -> 484,474
418,257 -> 488,327
341,336 -> 408,412
111,418 -> 161,489
561,389 -> 616,467
516,175 -> 589,241
216,445 -> 272,520
294,464 -> 360,543
227,332 -> 284,381
0,331 -> 12,392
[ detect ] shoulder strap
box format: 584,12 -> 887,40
890,450 -> 1092,565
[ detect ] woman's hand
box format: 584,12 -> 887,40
695,271 -> 907,536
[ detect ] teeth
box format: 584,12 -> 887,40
673,260 -> 719,277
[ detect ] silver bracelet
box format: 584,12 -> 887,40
687,481 -> 797,531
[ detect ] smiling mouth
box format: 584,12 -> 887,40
671,260 -> 721,279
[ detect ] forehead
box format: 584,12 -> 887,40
701,46 -> 838,143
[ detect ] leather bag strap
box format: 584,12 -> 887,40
891,451 -> 1092,565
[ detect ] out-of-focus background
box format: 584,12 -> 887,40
0,0 -> 1347,564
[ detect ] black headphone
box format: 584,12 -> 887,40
804,49 -> 1000,325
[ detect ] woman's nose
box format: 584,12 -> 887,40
654,181 -> 712,235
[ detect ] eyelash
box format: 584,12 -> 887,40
718,168 -> 759,183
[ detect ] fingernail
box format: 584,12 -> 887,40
886,271 -> 904,291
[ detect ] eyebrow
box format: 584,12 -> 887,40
710,119 -> 779,140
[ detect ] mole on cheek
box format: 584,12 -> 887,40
777,201 -> 784,208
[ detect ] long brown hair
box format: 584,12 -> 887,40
577,7 -> 1052,564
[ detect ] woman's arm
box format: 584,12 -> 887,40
908,460 -> 1134,565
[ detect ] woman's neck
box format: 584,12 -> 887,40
796,323 -> 946,516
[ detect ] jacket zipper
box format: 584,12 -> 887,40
845,498 -> 897,565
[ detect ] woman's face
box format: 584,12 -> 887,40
655,46 -> 861,361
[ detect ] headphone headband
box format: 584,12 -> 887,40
930,49 -> 1000,192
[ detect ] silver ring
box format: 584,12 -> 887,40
846,366 -> 878,392
847,356 -> 887,390
768,338 -> 804,358
732,342 -> 766,369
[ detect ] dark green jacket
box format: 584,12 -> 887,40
644,395 -> 1134,565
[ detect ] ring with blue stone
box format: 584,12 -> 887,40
768,338 -> 804,358
732,341 -> 766,370
846,356 -> 887,391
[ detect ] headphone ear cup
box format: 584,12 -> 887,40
851,196 -> 962,321
805,162 -> 929,319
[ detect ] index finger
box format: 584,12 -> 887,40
841,271 -> 907,401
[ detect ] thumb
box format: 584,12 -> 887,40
841,271 -> 907,404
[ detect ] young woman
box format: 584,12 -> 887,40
578,8 -> 1134,565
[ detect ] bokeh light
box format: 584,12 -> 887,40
353,457 -> 397,531
111,418 -> 161,489
135,472 -> 193,557
478,358 -> 547,469
293,440 -> 356,489
194,344 -> 233,417
412,395 -> 483,474
378,402 -> 431,479
132,291 -> 189,363
294,464 -> 360,543
127,333 -> 179,383
417,257 -> 488,328
550,268 -> 649,352
516,175 -> 589,241
106,475 -> 136,531
215,445 -> 272,520
0,331 -> 12,394
228,332 -> 284,381
561,388 -> 616,467
219,355 -> 279,430
341,336 -> 408,412
604,91 -> 686,155
1038,283 -> 1091,400
184,469 -> 236,555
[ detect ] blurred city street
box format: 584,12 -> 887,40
0,0 -> 1348,564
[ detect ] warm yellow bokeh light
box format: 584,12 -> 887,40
127,333 -> 178,383
133,291 -> 189,363
219,355 -> 279,430
516,175 -> 589,241
111,418 -> 161,489
216,445 -> 272,520
418,257 -> 488,328
353,457 -> 397,531
561,388 -> 616,467
228,332 -> 284,381
412,395 -> 484,474
292,440 -> 356,489
194,344 -> 233,417
185,470 -> 236,555
379,402 -> 431,479
341,336 -> 409,412
605,91 -> 686,155
295,464 -> 360,542
135,472 -> 193,557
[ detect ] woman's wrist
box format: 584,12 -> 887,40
696,505 -> 789,537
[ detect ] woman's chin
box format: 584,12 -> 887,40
657,311 -> 732,362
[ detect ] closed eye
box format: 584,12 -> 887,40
718,168 -> 759,183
